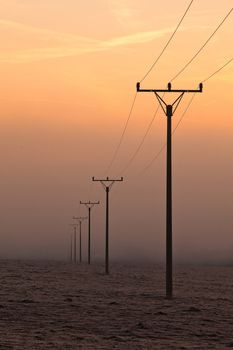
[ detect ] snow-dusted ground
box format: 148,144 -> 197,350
0,260 -> 233,349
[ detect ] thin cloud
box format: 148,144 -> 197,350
0,19 -> 101,46
0,20 -> 179,63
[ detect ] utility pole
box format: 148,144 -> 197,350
92,176 -> 123,274
69,224 -> 78,263
70,233 -> 73,263
137,82 -> 203,299
80,201 -> 100,265
73,217 -> 87,263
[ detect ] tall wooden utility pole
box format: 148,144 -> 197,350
70,233 -> 73,262
69,224 -> 78,263
80,201 -> 100,265
72,217 -> 87,263
92,177 -> 123,274
137,81 -> 203,298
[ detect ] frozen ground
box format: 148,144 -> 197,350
0,260 -> 233,349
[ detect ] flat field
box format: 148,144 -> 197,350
0,260 -> 233,349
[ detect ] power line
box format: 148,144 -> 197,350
140,0 -> 195,83
172,93 -> 196,133
87,181 -> 94,200
142,54 -> 233,172
171,7 -> 233,82
118,104 -> 161,175
138,10 -> 233,174
202,56 -> 233,83
118,95 -> 165,175
103,0 -> 194,175
111,9 -> 232,177
104,92 -> 137,175
103,6 -> 232,177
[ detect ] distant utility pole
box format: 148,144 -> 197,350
70,233 -> 73,263
80,200 -> 100,265
137,82 -> 203,299
69,224 -> 78,263
92,176 -> 123,274
73,217 -> 87,263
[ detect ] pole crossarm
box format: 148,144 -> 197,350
136,82 -> 203,93
137,82 -> 203,117
72,216 -> 88,224
92,176 -> 123,191
80,200 -> 100,209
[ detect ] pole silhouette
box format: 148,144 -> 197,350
73,217 -> 87,263
137,82 -> 203,298
80,201 -> 100,265
92,176 -> 123,274
70,233 -> 73,263
69,224 -> 78,263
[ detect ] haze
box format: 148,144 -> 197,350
0,0 -> 232,264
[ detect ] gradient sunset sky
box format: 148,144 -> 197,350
0,0 -> 232,262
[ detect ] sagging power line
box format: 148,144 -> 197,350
103,1 -> 194,175
171,7 -> 233,82
104,92 -> 137,175
142,55 -> 233,172
117,56 -> 233,177
105,7 -> 232,178
140,0 -> 195,83
202,56 -> 233,83
118,93 -> 164,176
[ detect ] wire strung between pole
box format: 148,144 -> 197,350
202,56 -> 233,83
118,94 -> 165,176
87,181 -> 94,200
101,6 -> 232,180
77,201 -> 81,216
172,93 -> 196,133
138,29 -> 232,175
140,0 -> 194,83
112,54 -> 233,178
103,92 -> 137,175
141,53 -> 233,173
118,105 -> 160,175
171,7 -> 233,82
103,0 -> 195,175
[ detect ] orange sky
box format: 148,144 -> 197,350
0,0 -> 232,262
